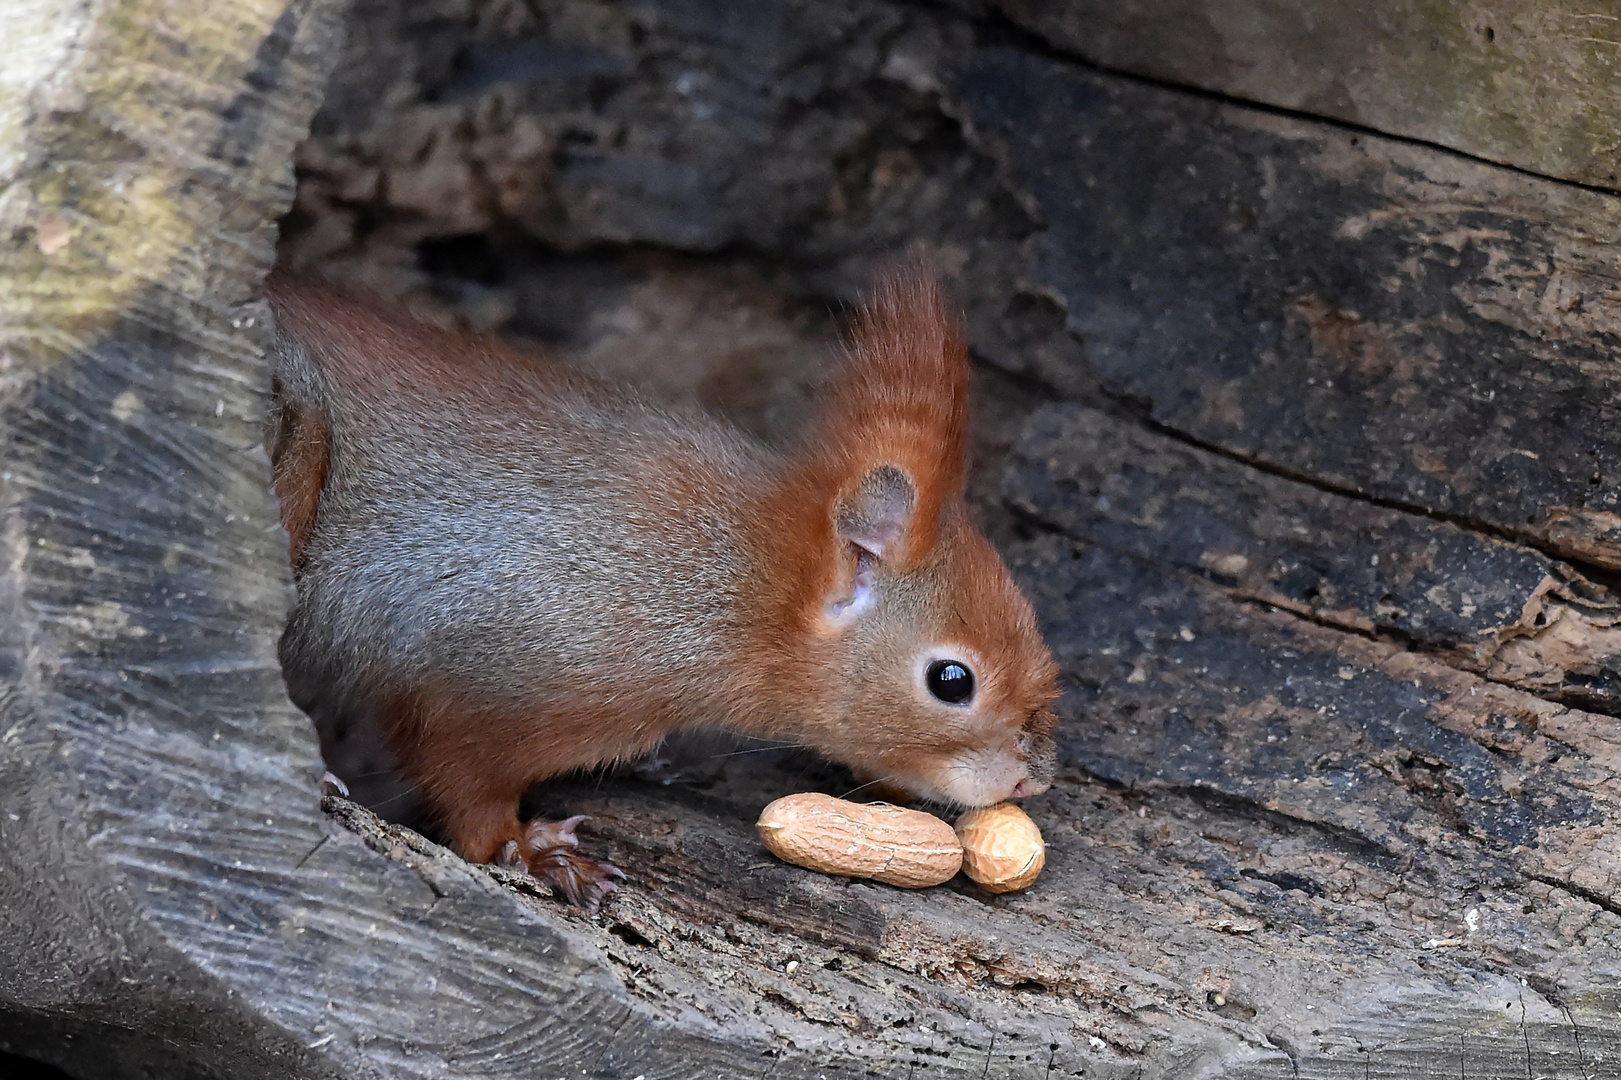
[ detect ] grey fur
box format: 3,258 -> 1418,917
270,327 -> 773,740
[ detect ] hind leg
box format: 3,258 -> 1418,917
420,762 -> 623,912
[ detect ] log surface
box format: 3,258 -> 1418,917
952,44 -> 1621,569
4,0 -> 1621,1077
996,0 -> 1621,189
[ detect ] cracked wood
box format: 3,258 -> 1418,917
1008,403 -> 1621,716
994,0 -> 1621,189
951,47 -> 1621,571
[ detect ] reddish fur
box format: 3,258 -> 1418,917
267,269 -> 1058,905
749,272 -> 970,636
731,271 -> 1057,802
388,686 -> 679,864
268,276 -> 605,419
816,271 -> 969,566
268,399 -> 329,570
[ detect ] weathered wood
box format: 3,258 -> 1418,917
0,2 -> 911,1079
9,0 -> 1621,1076
996,492 -> 1621,1076
1007,404 -> 1621,714
1008,404 -> 1621,889
995,0 -> 1621,189
950,46 -> 1621,570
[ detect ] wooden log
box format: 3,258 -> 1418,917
0,0 -> 1294,1075
950,46 -> 1621,570
1007,404 -> 1621,715
995,469 -> 1621,1077
0,3 -> 897,1078
994,0 -> 1621,189
940,36 -> 1621,1079
7,0 -> 1621,1076
1009,405 -> 1621,895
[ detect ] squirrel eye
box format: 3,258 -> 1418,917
926,659 -> 975,704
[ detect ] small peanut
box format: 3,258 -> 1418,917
955,803 -> 1045,893
756,793 -> 963,888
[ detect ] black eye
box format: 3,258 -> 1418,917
926,659 -> 975,704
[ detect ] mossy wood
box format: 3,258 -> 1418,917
3,0 -> 1621,1078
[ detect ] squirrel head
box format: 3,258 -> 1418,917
760,270 -> 1059,808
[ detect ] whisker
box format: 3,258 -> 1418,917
324,765 -> 405,780
709,742 -> 812,759
838,775 -> 896,801
363,787 -> 422,811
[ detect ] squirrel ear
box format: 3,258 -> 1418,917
835,464 -> 916,559
825,463 -> 916,624
813,268 -> 968,568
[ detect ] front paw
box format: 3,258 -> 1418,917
496,816 -> 625,913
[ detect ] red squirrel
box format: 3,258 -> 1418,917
266,269 -> 1059,910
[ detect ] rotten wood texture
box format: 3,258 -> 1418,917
994,0 -> 1621,189
1007,405 -> 1621,716
7,0 -> 1621,1076
949,46 -> 1621,572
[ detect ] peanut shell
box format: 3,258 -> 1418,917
955,803 -> 1045,893
756,793 -> 963,888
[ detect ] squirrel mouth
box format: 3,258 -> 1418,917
1009,778 -> 1048,798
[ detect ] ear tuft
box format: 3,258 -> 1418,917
811,267 -> 969,567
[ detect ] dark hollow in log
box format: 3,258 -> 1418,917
4,0 -> 1621,1077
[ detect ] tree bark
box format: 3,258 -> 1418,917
995,0 -> 1621,189
4,0 -> 1621,1078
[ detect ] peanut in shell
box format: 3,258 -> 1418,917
955,803 -> 1045,893
756,793 -> 963,888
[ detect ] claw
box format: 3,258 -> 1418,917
495,816 -> 624,912
496,839 -> 527,872
525,814 -> 588,850
528,845 -> 624,913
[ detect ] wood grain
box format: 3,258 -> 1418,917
6,0 -> 1621,1076
952,46 -> 1621,569
996,0 -> 1621,189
